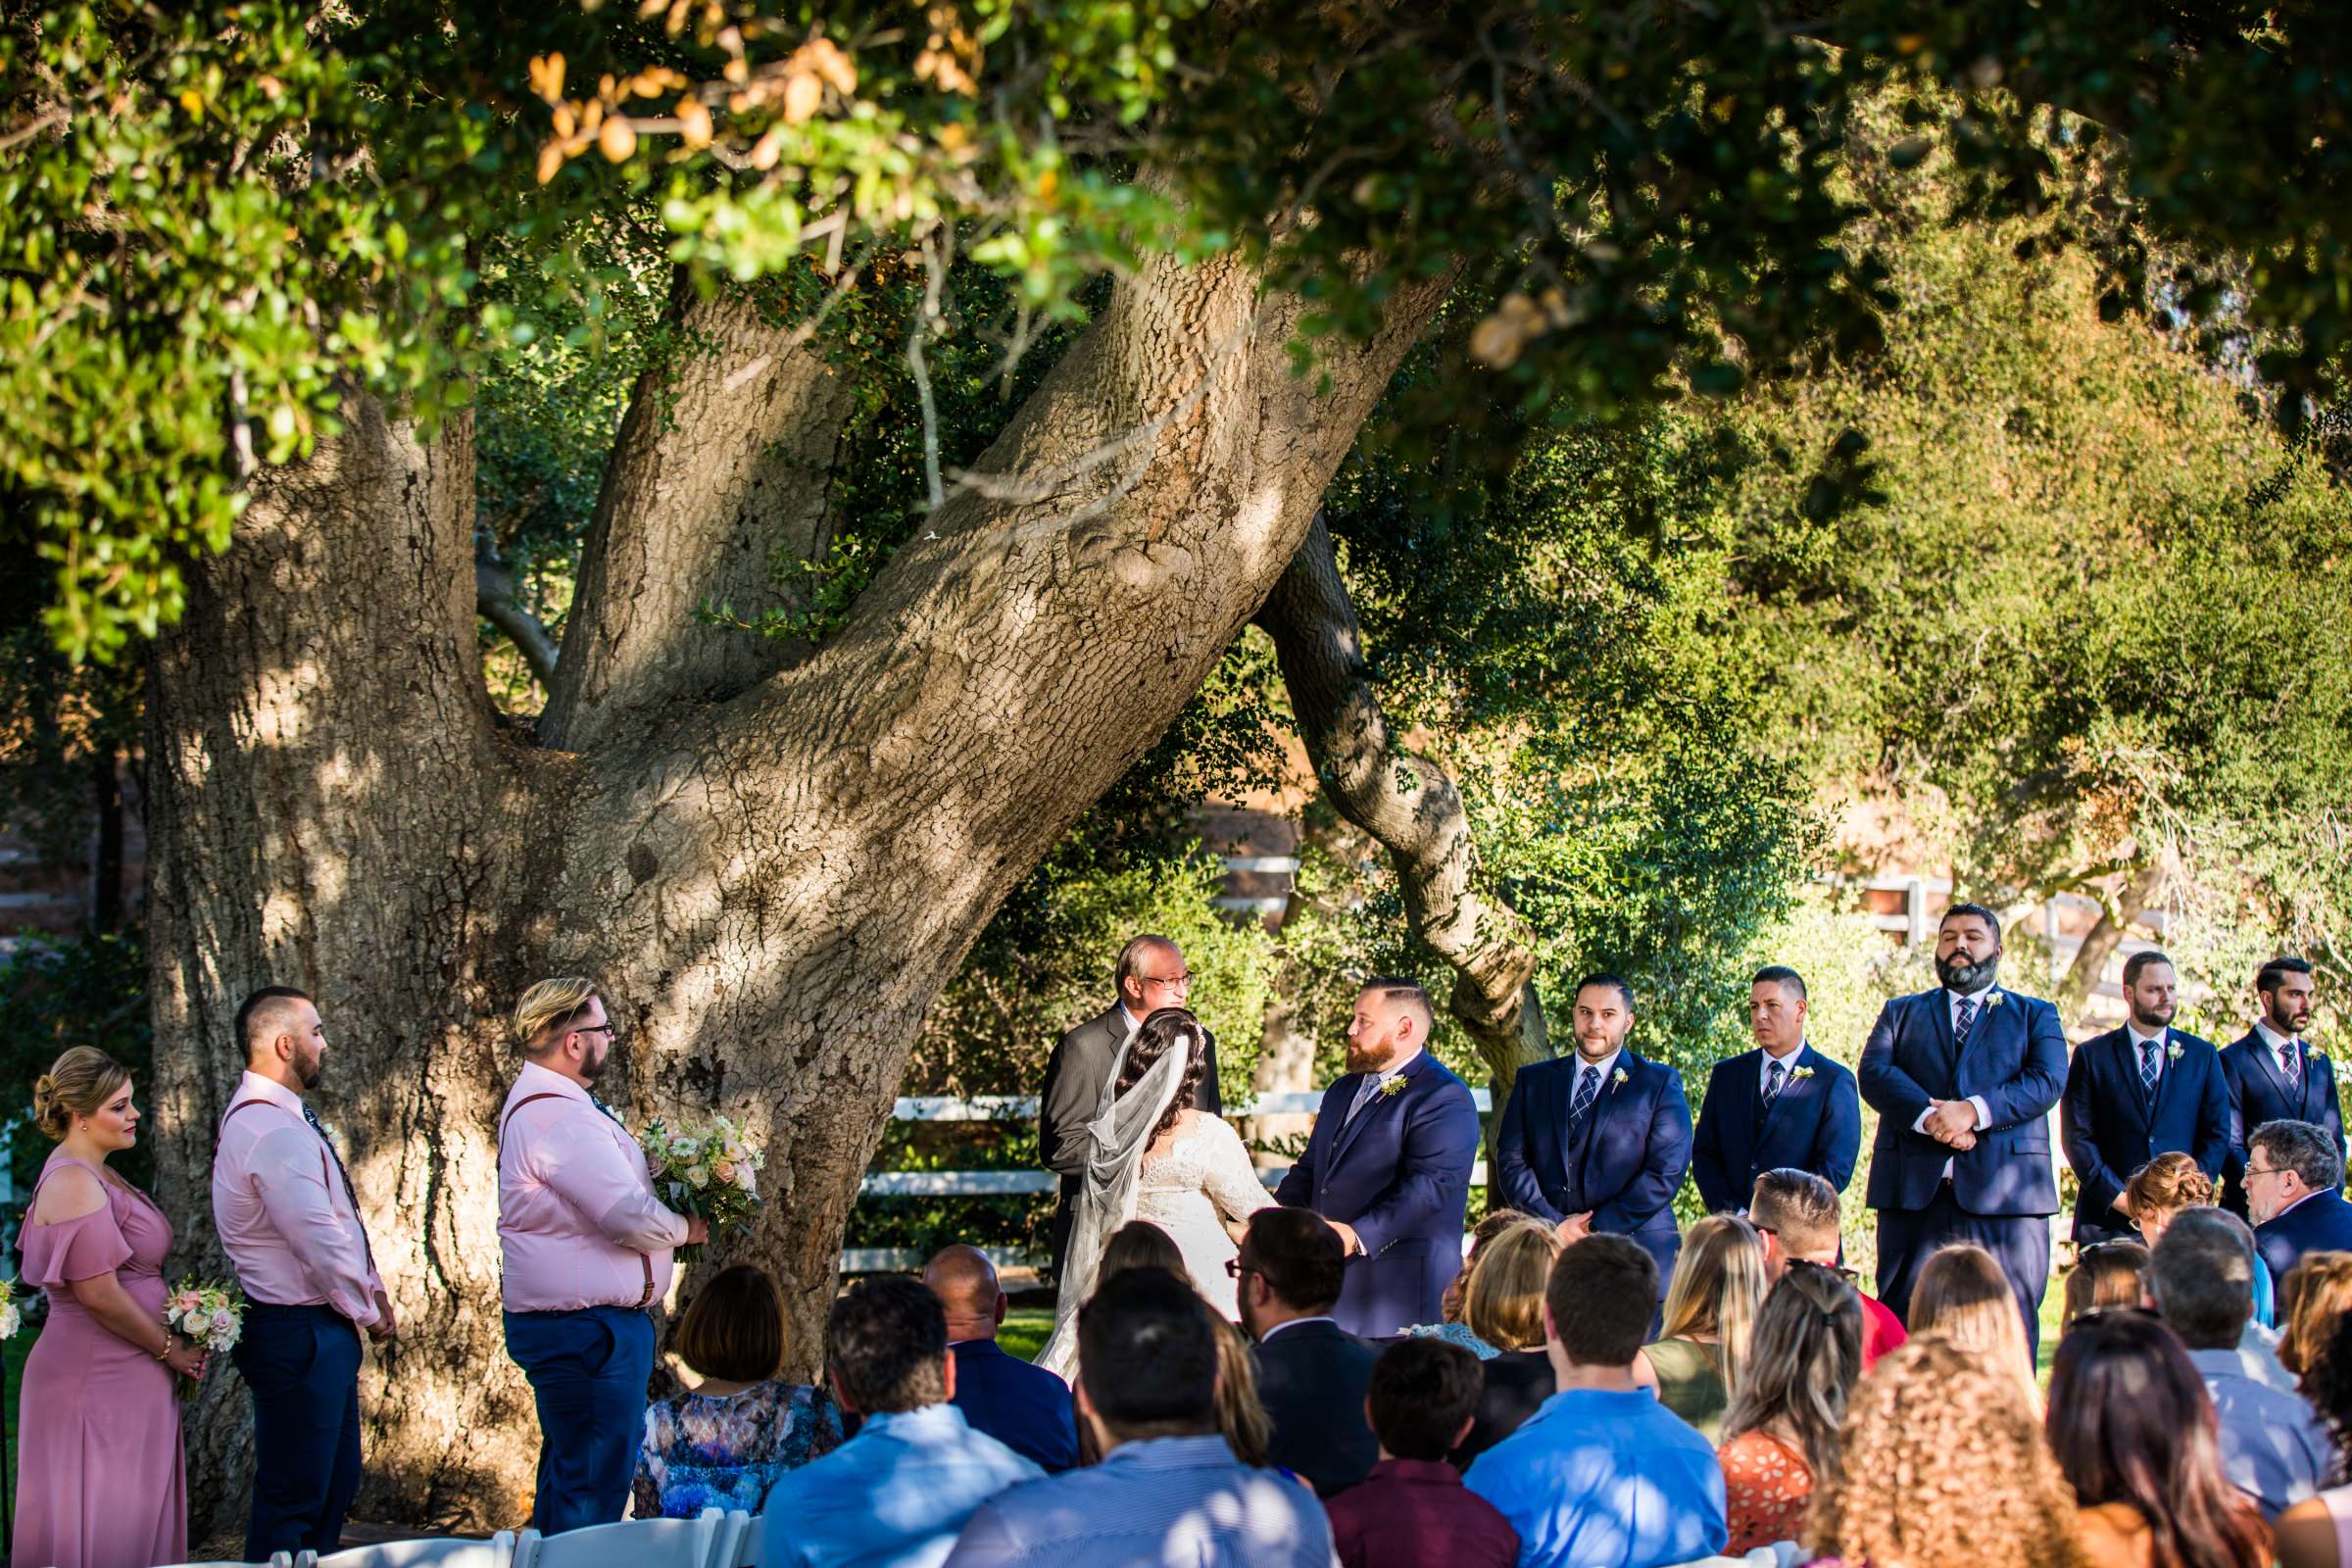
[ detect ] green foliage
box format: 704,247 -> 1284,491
0,933 -> 153,1200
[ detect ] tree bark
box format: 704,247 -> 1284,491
1257,514 -> 1552,1116
2055,860 -> 2161,1022
146,250 -> 1454,1533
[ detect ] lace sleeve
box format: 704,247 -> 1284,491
1200,1117 -> 1273,1224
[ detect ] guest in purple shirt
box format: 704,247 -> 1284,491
1328,1339 -> 1518,1568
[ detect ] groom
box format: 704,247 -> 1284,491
1275,976 -> 1480,1339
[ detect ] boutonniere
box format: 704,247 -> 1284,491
1790,1065 -> 1816,1081
2167,1042 -> 2184,1062
1379,1073 -> 1409,1099
1612,1068 -> 1630,1087
1985,992 -> 2005,1009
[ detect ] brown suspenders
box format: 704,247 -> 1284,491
499,1091 -> 657,1308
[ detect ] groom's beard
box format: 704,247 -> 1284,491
1936,952 -> 2000,995
1345,1038 -> 1401,1076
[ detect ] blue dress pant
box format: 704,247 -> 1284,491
503,1306 -> 656,1534
1876,1183 -> 2053,1358
233,1301 -> 365,1562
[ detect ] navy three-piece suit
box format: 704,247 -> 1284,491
1688,1043 -> 1861,1214
2220,1029 -> 2346,1215
1494,1051 -> 1693,1296
1274,1054 -> 1481,1340
1858,986 -> 2067,1352
2058,1025 -> 2229,1243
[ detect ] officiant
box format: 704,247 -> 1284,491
1038,935 -> 1223,1279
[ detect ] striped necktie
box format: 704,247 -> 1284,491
1567,1064 -> 1600,1140
1762,1058 -> 1788,1109
1954,997 -> 1979,1050
2139,1039 -> 2160,1093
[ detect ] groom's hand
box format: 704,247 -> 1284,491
1326,1218 -> 1362,1256
1555,1211 -> 1593,1244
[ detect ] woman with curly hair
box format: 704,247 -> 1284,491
2045,1309 -> 2270,1568
2127,1154 -> 2274,1327
1719,1261 -> 1863,1553
1637,1214 -> 1767,1442
1909,1242 -> 2042,1413
2282,1252 -> 2352,1384
2278,1311 -> 2352,1568
1804,1336 -> 2086,1568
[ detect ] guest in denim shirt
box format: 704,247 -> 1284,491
633,1265 -> 843,1518
762,1276 -> 1040,1568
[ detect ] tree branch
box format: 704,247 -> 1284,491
540,273 -> 857,751
1256,512 -> 1551,1092
2054,858 -> 2160,1021
474,544 -> 560,689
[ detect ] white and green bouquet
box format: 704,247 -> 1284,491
0,1277 -> 21,1342
641,1113 -> 763,1260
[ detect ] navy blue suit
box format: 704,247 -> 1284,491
948,1338 -> 1078,1473
1274,1054 -> 1481,1340
2059,1026 -> 2230,1242
1495,1051 -> 1693,1297
2221,1030 -> 2345,1215
1689,1044 -> 1861,1214
1858,987 -> 2066,1352
2255,1189 -> 2352,1293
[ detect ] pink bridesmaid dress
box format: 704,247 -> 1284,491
12,1152 -> 188,1568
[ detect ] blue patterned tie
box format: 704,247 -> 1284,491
1567,1064 -> 1600,1140
302,1102 -> 373,1268
590,1093 -> 625,1127
2140,1039 -> 2160,1094
2282,1043 -> 2302,1090
1953,997 -> 1978,1051
1762,1058 -> 1788,1109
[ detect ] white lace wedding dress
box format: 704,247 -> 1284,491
1136,1111 -> 1275,1320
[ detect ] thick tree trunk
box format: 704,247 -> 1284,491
146,251 -> 1453,1534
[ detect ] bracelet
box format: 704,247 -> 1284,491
154,1333 -> 173,1362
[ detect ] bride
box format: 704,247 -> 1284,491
1037,1006 -> 1270,1376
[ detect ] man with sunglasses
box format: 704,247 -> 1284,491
497,976 -> 707,1533
1038,934 -> 1223,1280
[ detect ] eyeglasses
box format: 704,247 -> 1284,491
2244,1163 -> 2283,1180
573,1024 -> 616,1039
1223,1259 -> 1257,1280
1140,971 -> 1193,988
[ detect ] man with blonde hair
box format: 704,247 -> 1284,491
1747,1167 -> 1906,1368
497,977 -> 706,1533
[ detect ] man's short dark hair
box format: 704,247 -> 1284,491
1749,1167 -> 1840,1255
1942,902 -> 2003,943
825,1276 -> 948,1414
1360,974 -> 1435,1037
1368,1339 -> 1483,1461
1545,1235 -> 1656,1366
1244,1206 -> 1345,1312
235,986 -> 313,1056
1751,965 -> 1807,1002
1574,973 -> 1636,1011
2122,950 -> 2174,988
2252,1118 -> 2344,1192
2149,1207 -> 2257,1349
2259,956 -> 2316,997
1076,1266 -> 1217,1437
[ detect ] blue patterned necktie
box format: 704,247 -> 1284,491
1762,1058 -> 1788,1109
2282,1043 -> 2302,1090
590,1093 -> 625,1127
301,1102 -> 360,1211
2140,1039 -> 2160,1093
1567,1063 -> 1600,1140
1953,997 -> 1979,1050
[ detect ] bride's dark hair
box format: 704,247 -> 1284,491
1115,1007 -> 1208,1140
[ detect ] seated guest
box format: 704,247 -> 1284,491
924,1246 -> 1078,1474
2132,1154 -> 2276,1329
1327,1340 -> 1518,1568
634,1264 -> 843,1517
1091,1217 -> 1271,1470
943,1268 -> 1331,1568
1465,1234 -> 1727,1568
1449,1215 -> 1558,1466
2150,1206 -> 2329,1520
1236,1206 -> 1379,1496
1747,1167 -> 1906,1367
761,1276 -> 1041,1567
1807,1336 -> 2082,1568
1716,1261 -> 1861,1554
2044,1310 -> 2271,1568
1635,1214 -> 1764,1441
2283,1252 -> 2352,1384
1908,1243 -> 2041,1413
1097,1218 -> 1184,1280
2061,1240 -> 2151,1332
2275,1313 -> 2352,1568
2250,1119 -> 2352,1293
1406,1208 -> 1541,1358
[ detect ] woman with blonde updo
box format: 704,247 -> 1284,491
13,1047 -> 199,1568
1804,1336 -> 2087,1568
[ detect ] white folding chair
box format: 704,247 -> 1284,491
712,1511 -> 761,1568
510,1507 -> 727,1568
163,1557 -> 294,1568
295,1533 -> 518,1568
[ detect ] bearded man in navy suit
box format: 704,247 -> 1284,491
1495,974 -> 1694,1299
1690,966 -> 1862,1214
2060,949 -> 2230,1245
1858,902 -> 2067,1353
2221,956 -> 2342,1216
1276,976 -> 1481,1339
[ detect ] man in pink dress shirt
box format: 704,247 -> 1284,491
214,986 -> 395,1562
498,976 -> 707,1534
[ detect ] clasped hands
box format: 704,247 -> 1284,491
1921,1097 -> 1979,1150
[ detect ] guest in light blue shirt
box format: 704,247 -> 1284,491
943,1267 -> 1332,1568
1465,1235 -> 1727,1568
763,1275 -> 1042,1568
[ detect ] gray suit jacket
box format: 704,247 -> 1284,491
1039,1004 -> 1222,1181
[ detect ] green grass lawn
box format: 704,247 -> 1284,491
1001,1306 -> 1054,1363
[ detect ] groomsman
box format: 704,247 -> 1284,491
2221,956 -> 2342,1215
1689,966 -> 1862,1213
2059,949 -> 2230,1245
1495,974 -> 1694,1298
214,987 -> 394,1562
498,977 -> 707,1533
1039,934 -> 1223,1278
1858,903 -> 2066,1353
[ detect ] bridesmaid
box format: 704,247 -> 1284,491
13,1047 -> 204,1568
